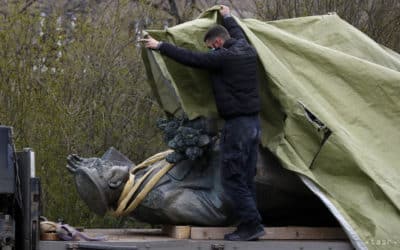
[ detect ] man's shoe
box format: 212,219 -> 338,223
223,229 -> 240,241
224,225 -> 265,241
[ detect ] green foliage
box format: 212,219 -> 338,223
0,1 -> 165,227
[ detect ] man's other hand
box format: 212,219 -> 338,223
219,5 -> 230,17
139,35 -> 160,49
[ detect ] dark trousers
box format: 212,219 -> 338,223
220,115 -> 262,227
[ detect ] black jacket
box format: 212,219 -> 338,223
158,16 -> 260,119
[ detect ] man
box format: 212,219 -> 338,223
141,5 -> 265,241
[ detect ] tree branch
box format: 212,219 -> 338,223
19,0 -> 37,14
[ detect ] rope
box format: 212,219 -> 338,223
111,149 -> 174,217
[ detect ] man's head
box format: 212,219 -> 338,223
204,25 -> 230,49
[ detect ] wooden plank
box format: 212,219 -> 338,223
40,233 -> 59,241
162,225 -> 191,239
83,228 -> 168,242
84,228 -> 163,235
190,226 -> 347,240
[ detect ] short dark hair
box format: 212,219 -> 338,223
203,25 -> 230,42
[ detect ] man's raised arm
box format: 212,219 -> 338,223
219,5 -> 246,41
139,35 -> 223,70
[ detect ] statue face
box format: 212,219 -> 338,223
67,147 -> 235,225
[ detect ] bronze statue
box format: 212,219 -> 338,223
67,117 -> 337,226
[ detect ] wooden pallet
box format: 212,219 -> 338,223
162,226 -> 347,240
162,225 -> 191,239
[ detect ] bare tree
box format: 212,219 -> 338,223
250,0 -> 400,52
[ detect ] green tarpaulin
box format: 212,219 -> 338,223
142,6 -> 400,250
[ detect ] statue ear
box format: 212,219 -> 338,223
108,179 -> 123,189
107,166 -> 129,189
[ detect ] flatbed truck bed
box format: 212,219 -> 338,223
38,228 -> 354,250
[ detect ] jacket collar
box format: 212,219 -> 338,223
223,38 -> 236,49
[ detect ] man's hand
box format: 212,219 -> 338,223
219,5 -> 230,17
139,35 -> 160,49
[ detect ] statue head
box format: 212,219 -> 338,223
66,147 -> 131,216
